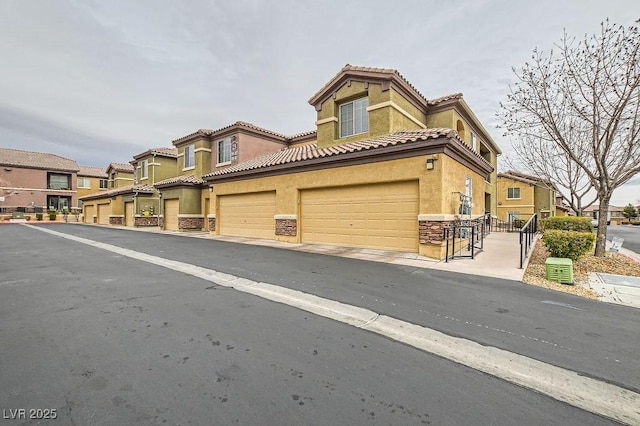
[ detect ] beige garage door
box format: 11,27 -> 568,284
164,199 -> 179,231
125,202 -> 134,227
84,205 -> 95,223
219,191 -> 276,239
301,181 -> 419,252
97,204 -> 110,225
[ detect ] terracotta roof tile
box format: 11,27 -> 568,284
132,147 -> 178,160
427,93 -> 464,106
78,184 -> 154,201
78,165 -> 107,178
154,175 -> 205,187
0,148 -> 79,172
309,64 -> 428,106
171,129 -> 215,144
108,162 -> 134,173
149,147 -> 178,157
173,122 -> 316,145
204,128 -> 470,178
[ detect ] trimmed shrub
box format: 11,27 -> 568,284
542,216 -> 593,232
542,230 -> 595,261
48,211 -> 57,221
36,213 -> 43,221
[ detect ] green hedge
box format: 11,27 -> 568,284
542,230 -> 595,261
542,216 -> 593,232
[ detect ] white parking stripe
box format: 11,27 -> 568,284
26,225 -> 640,425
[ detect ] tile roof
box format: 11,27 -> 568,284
132,147 -> 178,160
205,128 -> 478,178
108,162 -> 135,173
171,129 -> 215,145
149,147 -> 178,157
172,121 -> 316,145
0,147 -> 79,172
308,64 -> 428,106
78,165 -> 107,178
154,175 -> 205,187
78,184 -> 155,200
427,93 -> 464,106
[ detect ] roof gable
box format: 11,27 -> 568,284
308,64 -> 428,112
106,162 -> 134,174
132,147 -> 178,161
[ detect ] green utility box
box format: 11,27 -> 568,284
545,257 -> 573,285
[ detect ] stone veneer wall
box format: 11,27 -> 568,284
275,218 -> 297,236
208,217 -> 216,231
109,216 -> 124,225
134,215 -> 159,227
178,217 -> 204,231
419,220 -> 456,244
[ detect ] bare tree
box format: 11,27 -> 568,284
498,19 -> 640,256
503,134 -> 597,215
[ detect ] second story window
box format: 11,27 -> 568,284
184,144 -> 195,169
339,97 -> 368,138
507,187 -> 521,199
141,160 -> 148,179
48,173 -> 70,190
218,138 -> 231,164
99,179 -> 108,189
77,177 -> 90,188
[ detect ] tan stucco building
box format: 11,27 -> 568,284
79,64 -> 503,260
496,170 -> 566,222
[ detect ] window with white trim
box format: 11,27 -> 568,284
184,144 -> 194,168
77,177 -> 90,188
99,179 -> 108,189
218,138 -> 231,164
141,160 -> 148,179
507,187 -> 520,199
339,97 -> 368,138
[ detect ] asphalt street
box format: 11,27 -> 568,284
0,224 -> 636,425
605,224 -> 640,254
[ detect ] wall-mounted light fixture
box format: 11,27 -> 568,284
426,159 -> 435,170
426,155 -> 438,170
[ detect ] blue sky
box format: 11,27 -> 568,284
1,0 -> 639,204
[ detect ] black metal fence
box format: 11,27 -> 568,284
519,214 -> 538,269
443,217 -> 487,262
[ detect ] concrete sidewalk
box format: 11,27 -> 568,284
209,231 -> 528,281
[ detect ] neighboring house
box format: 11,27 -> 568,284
76,166 -> 108,207
497,171 -> 560,222
105,162 -> 134,189
581,204 -> 624,225
202,65 -> 501,260
80,148 -> 177,226
0,147 -> 79,212
555,196 -> 570,217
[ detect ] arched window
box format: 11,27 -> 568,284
456,120 -> 466,141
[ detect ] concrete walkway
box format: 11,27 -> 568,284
208,231 -> 528,281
